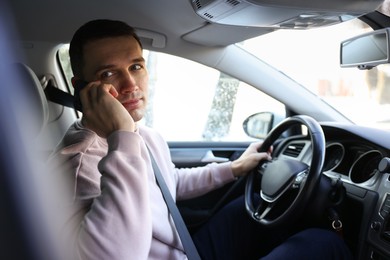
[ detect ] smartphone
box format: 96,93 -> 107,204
73,80 -> 88,112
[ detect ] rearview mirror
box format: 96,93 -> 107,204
340,28 -> 390,69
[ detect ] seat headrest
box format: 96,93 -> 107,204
14,63 -> 49,137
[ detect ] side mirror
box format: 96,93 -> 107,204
340,28 -> 390,70
242,112 -> 283,139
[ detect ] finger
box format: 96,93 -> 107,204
247,141 -> 260,151
87,82 -> 102,110
108,84 -> 119,98
256,152 -> 272,161
95,84 -> 119,102
80,81 -> 101,112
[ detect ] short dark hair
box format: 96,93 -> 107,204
69,19 -> 143,78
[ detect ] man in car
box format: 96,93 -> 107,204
51,19 -> 352,259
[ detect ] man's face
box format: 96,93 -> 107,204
82,36 -> 148,122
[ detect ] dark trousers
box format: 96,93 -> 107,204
192,196 -> 353,260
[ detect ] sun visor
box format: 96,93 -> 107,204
191,0 -> 384,29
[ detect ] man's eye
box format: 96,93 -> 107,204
101,71 -> 114,78
131,64 -> 142,71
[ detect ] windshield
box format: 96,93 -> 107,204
242,18 -> 390,129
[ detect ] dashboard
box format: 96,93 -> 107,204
276,122 -> 390,259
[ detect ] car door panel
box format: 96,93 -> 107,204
169,141 -> 250,167
169,141 -> 251,230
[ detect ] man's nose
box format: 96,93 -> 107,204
120,73 -> 138,93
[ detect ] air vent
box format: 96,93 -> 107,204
282,143 -> 305,158
203,12 -> 214,19
226,0 -> 240,6
194,0 -> 202,9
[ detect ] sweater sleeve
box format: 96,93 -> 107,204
57,130 -> 153,260
139,125 -> 236,201
174,162 -> 236,200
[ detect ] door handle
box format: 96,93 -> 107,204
201,150 -> 229,163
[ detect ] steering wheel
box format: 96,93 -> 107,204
245,115 -> 325,228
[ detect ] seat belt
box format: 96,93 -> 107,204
147,147 -> 201,260
43,82 -> 80,110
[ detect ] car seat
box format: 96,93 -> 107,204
14,63 -> 49,138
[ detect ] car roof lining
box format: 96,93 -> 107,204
9,0 -> 384,48
182,23 -> 273,46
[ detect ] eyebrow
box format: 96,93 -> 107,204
93,57 -> 146,75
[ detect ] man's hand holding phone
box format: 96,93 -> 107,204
76,81 -> 136,138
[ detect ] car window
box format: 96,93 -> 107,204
241,18 -> 390,130
58,46 -> 285,142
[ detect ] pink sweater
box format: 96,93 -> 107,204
52,120 -> 235,259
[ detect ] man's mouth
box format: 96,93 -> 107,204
122,98 -> 142,110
